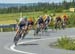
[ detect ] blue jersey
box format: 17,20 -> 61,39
37,18 -> 44,24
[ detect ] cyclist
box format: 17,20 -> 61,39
56,16 -> 62,23
28,17 -> 34,30
55,16 -> 62,29
63,15 -> 68,24
62,15 -> 68,29
37,16 -> 44,29
44,15 -> 51,30
34,16 -> 44,35
16,16 -> 28,39
14,16 -> 29,45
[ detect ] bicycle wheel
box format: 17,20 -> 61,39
13,33 -> 21,46
22,32 -> 28,40
34,28 -> 40,36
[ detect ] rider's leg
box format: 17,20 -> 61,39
14,27 -> 21,46
22,26 -> 28,39
16,26 -> 22,38
59,21 -> 61,29
22,30 -> 27,39
17,24 -> 25,38
55,22 -> 57,30
45,25 -> 48,32
29,25 -> 32,30
34,24 -> 40,35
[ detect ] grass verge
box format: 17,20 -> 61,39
50,36 -> 75,50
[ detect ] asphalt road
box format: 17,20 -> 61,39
1,28 -> 75,54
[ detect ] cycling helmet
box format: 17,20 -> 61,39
23,16 -> 27,20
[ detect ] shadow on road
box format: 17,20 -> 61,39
19,43 -> 39,46
25,38 -> 41,40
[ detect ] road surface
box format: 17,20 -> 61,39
0,28 -> 75,54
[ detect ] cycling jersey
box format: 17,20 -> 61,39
28,21 -> 34,25
28,18 -> 34,25
56,17 -> 62,22
37,17 -> 44,24
45,16 -> 51,24
18,18 -> 28,29
63,16 -> 68,21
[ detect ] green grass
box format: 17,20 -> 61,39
0,11 -> 75,32
0,20 -> 16,24
0,11 -> 75,25
0,12 -> 43,21
52,36 -> 75,50
0,11 -> 44,24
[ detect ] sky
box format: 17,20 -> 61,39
0,0 -> 71,3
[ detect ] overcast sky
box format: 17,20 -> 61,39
0,0 -> 71,3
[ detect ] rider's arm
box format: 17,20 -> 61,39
24,21 -> 28,30
49,17 -> 51,24
18,18 -> 23,24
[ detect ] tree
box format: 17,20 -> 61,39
62,0 -> 69,9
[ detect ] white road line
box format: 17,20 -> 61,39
10,37 -> 59,54
6,35 -> 75,54
10,44 -> 36,54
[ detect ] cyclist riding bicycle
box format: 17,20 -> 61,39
28,17 -> 34,30
36,16 -> 44,28
44,15 -> 51,30
63,15 -> 68,24
16,16 -> 28,39
14,16 -> 29,45
55,16 -> 62,29
34,16 -> 44,35
55,16 -> 62,23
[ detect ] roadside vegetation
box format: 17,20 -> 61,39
0,0 -> 75,31
0,0 -> 75,25
51,36 -> 75,50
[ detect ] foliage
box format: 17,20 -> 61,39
56,36 -> 75,50
0,28 -> 14,32
68,13 -> 75,26
0,0 -> 75,14
55,8 -> 63,13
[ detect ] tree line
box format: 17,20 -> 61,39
0,0 -> 75,14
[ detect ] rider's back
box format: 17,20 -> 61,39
56,17 -> 61,22
63,16 -> 68,21
19,18 -> 27,25
45,16 -> 51,23
37,18 -> 44,24
28,18 -> 34,25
